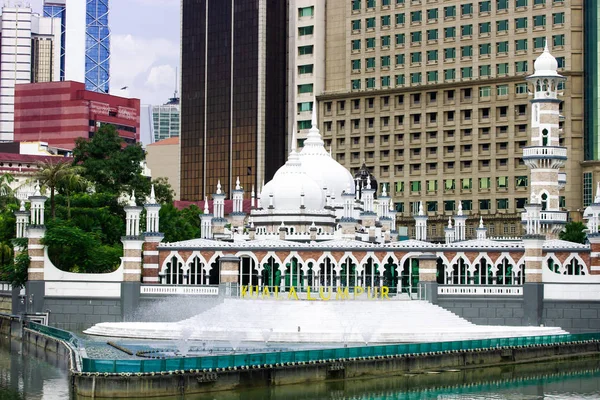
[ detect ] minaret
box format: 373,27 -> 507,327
122,191 -> 145,285
212,180 -> 227,236
142,185 -> 164,284
476,217 -> 487,240
522,41 -> 568,238
360,175 -> 377,228
444,217 -> 455,244
201,197 -> 213,239
454,201 -> 467,241
414,201 -> 428,241
340,182 -> 357,236
230,177 -> 246,231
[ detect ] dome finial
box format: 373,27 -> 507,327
479,216 -> 484,229
448,217 -> 453,228
544,36 -> 549,53
204,196 -> 209,214
216,180 -> 222,194
291,127 -> 297,153
19,200 -> 25,211
418,201 -> 424,216
457,200 -> 463,216
311,100 -> 317,128
235,177 -> 241,190
382,183 -> 387,197
149,184 -> 156,204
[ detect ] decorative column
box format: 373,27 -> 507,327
219,255 -> 240,296
476,217 -> 487,240
201,197 -> 213,239
444,217 -> 455,244
230,177 -> 246,232
388,201 -> 398,241
453,201 -> 467,242
414,201 -> 428,241
121,192 -> 144,320
142,186 -> 164,284
523,233 -> 545,326
339,184 -> 357,236
378,185 -> 393,236
25,184 -> 47,313
360,176 -> 377,228
309,222 -> 318,241
279,222 -> 286,240
212,180 -> 227,236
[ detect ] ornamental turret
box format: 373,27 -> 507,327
522,41 -> 567,238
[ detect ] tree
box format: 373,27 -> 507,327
559,221 -> 587,244
159,204 -> 202,242
56,170 -> 88,219
35,160 -> 84,219
0,172 -> 14,197
73,124 -> 148,196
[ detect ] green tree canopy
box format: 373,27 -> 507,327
559,221 -> 587,244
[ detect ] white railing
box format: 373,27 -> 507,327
0,282 -> 12,292
539,211 -> 568,222
438,286 -> 523,296
140,285 -> 219,296
522,146 -> 567,158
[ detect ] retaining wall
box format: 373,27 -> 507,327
44,298 -> 122,332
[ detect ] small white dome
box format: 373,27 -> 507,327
532,42 -> 560,77
298,113 -> 355,201
260,151 -> 324,211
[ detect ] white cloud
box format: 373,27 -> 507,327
110,34 -> 179,105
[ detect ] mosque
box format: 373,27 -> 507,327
109,44 -> 596,298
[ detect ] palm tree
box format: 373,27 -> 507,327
0,173 -> 14,197
57,172 -> 88,219
35,160 -> 85,219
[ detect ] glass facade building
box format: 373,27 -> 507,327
153,98 -> 180,142
180,0 -> 287,201
584,0 -> 600,161
43,0 -> 110,93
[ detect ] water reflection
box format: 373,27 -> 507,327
2,337 -> 600,400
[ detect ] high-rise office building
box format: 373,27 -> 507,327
43,0 -> 110,93
288,1 -> 326,147
152,96 -> 180,142
317,0 -> 583,240
180,0 -> 287,201
0,6 -> 61,142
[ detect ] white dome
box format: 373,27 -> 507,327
260,151 -> 324,211
298,117 -> 355,201
532,43 -> 560,77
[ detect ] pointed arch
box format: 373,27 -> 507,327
563,253 -> 589,276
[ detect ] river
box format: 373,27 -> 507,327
2,338 -> 600,399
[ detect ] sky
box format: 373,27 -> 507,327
30,0 -> 181,106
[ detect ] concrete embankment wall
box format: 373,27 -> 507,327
73,341 -> 600,398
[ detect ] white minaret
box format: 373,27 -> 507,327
144,185 -> 161,234
522,40 -> 567,238
378,184 -> 390,219
476,216 -> 487,240
414,201 -> 428,241
201,197 -> 213,239
213,180 -> 226,219
232,177 -> 244,214
124,191 -> 142,237
454,201 -> 467,241
445,217 -> 455,244
14,200 -> 29,239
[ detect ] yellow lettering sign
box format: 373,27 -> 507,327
240,286 -> 392,301
241,285 -> 248,298
307,286 -> 316,301
354,286 -> 364,299
288,286 -> 299,300
336,287 -> 349,300
381,286 -> 389,300
319,287 -> 332,301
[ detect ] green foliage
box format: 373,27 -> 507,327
35,160 -> 85,219
159,204 -> 202,243
0,240 -> 29,288
42,219 -> 122,273
73,124 -> 148,197
151,177 -> 175,204
559,221 -> 587,244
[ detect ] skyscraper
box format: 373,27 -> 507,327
0,6 -> 61,142
180,0 -> 287,201
43,0 -> 110,93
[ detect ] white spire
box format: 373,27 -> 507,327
366,175 -> 371,190
303,98 -> 325,148
216,180 -> 222,194
34,181 -> 40,196
595,182 -> 600,204
448,217 -> 453,228
235,177 -> 241,190
479,216 -> 484,229
418,201 -> 424,216
382,184 -> 387,197
251,185 -> 255,197
389,200 -> 394,212
329,146 -> 332,157
311,102 -> 317,128
280,221 -> 285,228
457,200 -> 463,216
19,200 -> 25,211
204,197 -> 209,214
544,36 -> 549,53
148,185 -> 156,204
291,127 -> 297,153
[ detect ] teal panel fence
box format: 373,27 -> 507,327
79,332 -> 600,374
25,321 -> 81,349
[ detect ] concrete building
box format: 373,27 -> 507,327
180,0 -> 287,201
14,81 -> 139,151
0,5 -> 61,142
288,1 -> 326,148
43,0 -> 110,93
317,0 -> 584,241
146,136 -> 180,200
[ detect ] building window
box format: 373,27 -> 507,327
497,198 -> 509,210
426,180 -> 437,192
515,176 -> 528,187
444,179 -> 455,191
366,77 -> 376,88
479,22 -> 491,34
533,15 -> 546,28
352,19 -> 361,31
516,0 -> 528,7
366,17 -> 376,29
444,27 -> 456,39
497,0 -> 509,11
479,64 -> 491,77
479,199 -> 491,210
410,72 -> 422,84
584,172 -> 593,207
497,41 -> 509,54
297,102 -> 313,112
396,13 -> 405,25
366,57 -> 376,69
497,62 -> 509,75
367,0 -> 375,8
352,0 -> 361,11
497,19 -> 509,32
395,33 -> 405,45
298,6 -> 314,17
381,55 -> 391,67
427,50 -> 438,62
411,52 -> 422,64
395,74 -> 405,86
444,69 -> 456,81
515,17 -> 527,30
427,29 -> 438,41
395,54 -> 405,66
366,38 -> 376,49
479,86 -> 491,97
411,10 -> 422,23
298,120 -> 311,130
533,37 -> 545,49
427,71 -> 438,83
479,177 -> 491,189
553,34 -> 565,47
352,79 -> 361,90
410,181 -> 421,192
298,64 -> 314,75
411,31 -> 422,44
461,3 -> 473,16
515,83 -> 528,94
553,12 -> 565,25
381,15 -> 391,27
463,200 -> 473,211
461,24 -> 473,37
381,35 -> 391,47
444,5 -> 456,18
497,176 -> 508,188
427,8 -> 438,21
298,26 -> 314,36
351,59 -> 361,71
461,67 -> 473,79
479,1 -> 491,12
444,201 -> 455,212
515,61 -> 528,73
381,76 -> 391,87
395,202 -> 404,212
427,201 -> 438,212
298,84 -> 313,94
497,84 -> 509,96
444,47 -> 456,60
395,181 -> 404,193
461,45 -> 473,58
462,178 -> 472,190
298,45 -> 313,55
515,39 -> 528,51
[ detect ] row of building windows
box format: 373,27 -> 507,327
351,13 -> 565,33
351,0 -> 564,13
387,176 -> 529,193
351,34 -> 565,52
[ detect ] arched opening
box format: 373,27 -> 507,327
188,256 -> 206,285
566,258 -> 585,275
161,255 -> 184,285
363,258 -> 380,289
436,258 -> 445,284
239,256 -> 258,287
382,257 -> 398,294
450,258 -> 469,285
340,258 -> 357,288
400,258 -> 419,294
541,193 -> 548,211
496,258 -> 514,285
261,256 -> 281,290
474,258 -> 492,285
319,257 -> 336,288
542,129 -> 549,146
284,257 -> 304,291
547,258 -> 560,273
